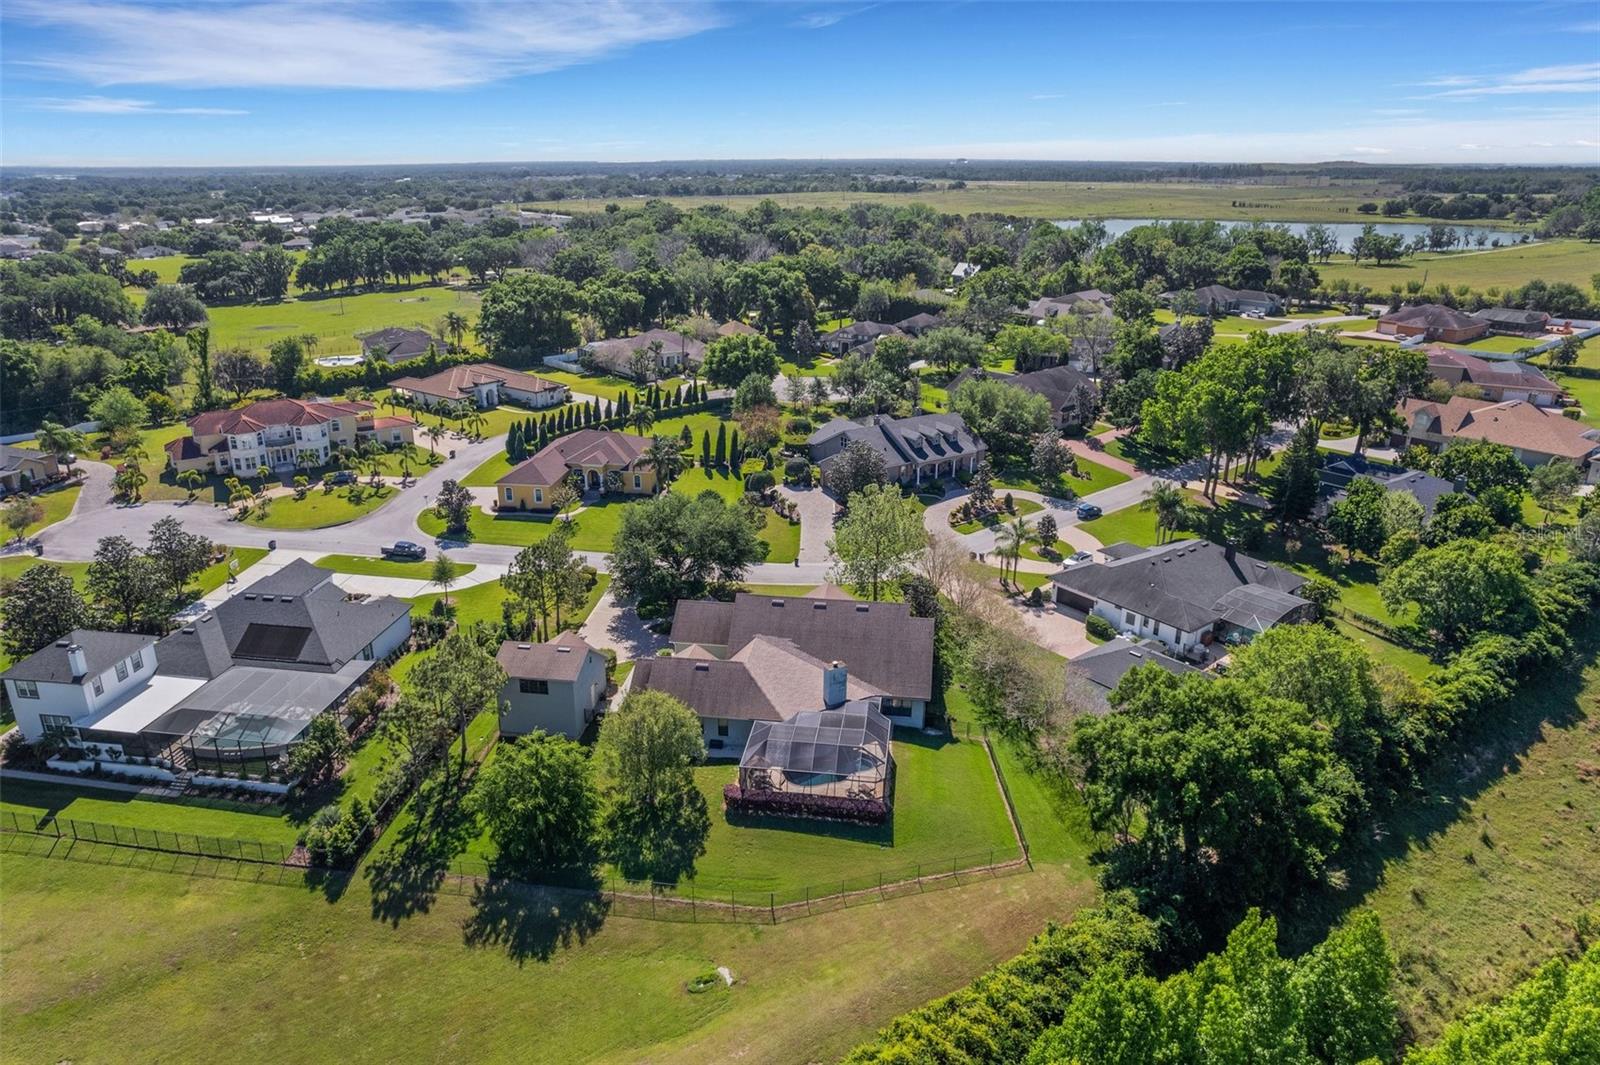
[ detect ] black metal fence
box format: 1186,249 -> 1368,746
0,809 -> 293,865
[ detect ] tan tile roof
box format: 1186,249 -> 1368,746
1400,396 -> 1600,460
496,429 -> 652,487
390,362 -> 563,402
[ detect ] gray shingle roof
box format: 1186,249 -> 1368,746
214,561 -> 409,670
1070,637 -> 1197,693
2,630 -> 157,684
497,635 -> 598,683
1051,540 -> 1308,634
808,413 -> 986,472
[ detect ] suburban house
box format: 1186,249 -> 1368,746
1068,637 -> 1198,714
582,328 -> 705,379
1394,396 -> 1600,482
1180,285 -> 1283,316
1050,540 -> 1314,659
1425,347 -> 1563,407
640,589 -> 935,752
359,326 -> 437,363
164,398 -> 416,477
495,634 -> 608,740
948,366 -> 1098,431
132,245 -> 181,259
1377,304 -> 1490,344
495,429 -> 655,509
716,319 -> 759,337
1,560 -> 410,762
389,363 -> 568,411
0,445 -> 62,495
1315,455 -> 1462,520
1471,307 -> 1551,336
1019,290 -> 1115,322
281,236 -> 313,252
819,321 -> 904,356
808,412 -> 987,487
951,261 -> 981,281
894,311 -> 947,336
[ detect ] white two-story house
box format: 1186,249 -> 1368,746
165,398 -> 415,477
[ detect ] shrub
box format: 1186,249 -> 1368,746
783,457 -> 811,485
1027,587 -> 1044,607
743,470 -> 775,493
1085,614 -> 1117,641
785,416 -> 813,435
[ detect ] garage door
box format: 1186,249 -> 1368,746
1054,587 -> 1093,611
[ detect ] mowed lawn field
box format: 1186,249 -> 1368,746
1317,238 -> 1600,292
525,179 -> 1503,224
202,284 -> 483,356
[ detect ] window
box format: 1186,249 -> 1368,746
519,678 -> 549,694
882,699 -> 913,718
504,487 -> 514,502
92,676 -> 104,696
40,714 -> 74,739
331,421 -> 340,432
1124,610 -> 1135,625
716,719 -> 729,737
13,680 -> 38,699
130,650 -> 144,672
633,474 -> 641,489
534,489 -> 543,503
114,660 -> 129,682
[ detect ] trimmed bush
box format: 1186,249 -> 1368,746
1085,614 -> 1117,641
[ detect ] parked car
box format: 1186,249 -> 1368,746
1076,502 -> 1102,520
383,541 -> 426,560
1065,550 -> 1093,564
326,470 -> 356,485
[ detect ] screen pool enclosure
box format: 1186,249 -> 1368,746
737,701 -> 894,807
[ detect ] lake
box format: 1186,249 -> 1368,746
1054,218 -> 1527,252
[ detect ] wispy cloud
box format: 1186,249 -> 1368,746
7,0 -> 723,89
1350,146 -> 1392,155
791,6 -> 874,30
1568,20 -> 1600,32
1143,100 -> 1188,108
1417,61 -> 1600,98
29,95 -> 246,115
1030,92 -> 1065,100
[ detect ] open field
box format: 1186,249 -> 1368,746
525,180 -> 1496,224
203,284 -> 483,355
0,837 -> 1093,1065
1317,239 -> 1600,292
1283,632 -> 1600,1041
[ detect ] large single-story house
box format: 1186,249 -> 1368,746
132,245 -> 181,259
1425,347 -> 1562,407
359,327 -> 437,363
582,329 -> 705,379
894,311 -> 947,336
495,429 -> 655,509
389,363 -> 568,411
642,590 -> 935,752
818,321 -> 904,356
496,634 -> 608,739
716,319 -> 759,337
1395,396 -> 1600,482
1315,455 -> 1462,520
808,413 -> 987,487
1377,304 -> 1490,344
1174,285 -> 1283,316
1050,540 -> 1314,659
1471,307 -> 1551,337
1,561 -> 410,762
0,445 -> 62,495
164,398 -> 415,477
948,365 -> 1098,431
1068,637 -> 1199,714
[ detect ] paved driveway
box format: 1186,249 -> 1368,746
578,587 -> 668,661
777,485 -> 835,563
1012,601 -> 1094,658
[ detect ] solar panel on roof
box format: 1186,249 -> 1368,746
234,623 -> 312,661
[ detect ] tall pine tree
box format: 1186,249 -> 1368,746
714,422 -> 727,467
701,430 -> 712,469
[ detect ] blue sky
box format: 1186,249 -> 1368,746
2,1 -> 1598,167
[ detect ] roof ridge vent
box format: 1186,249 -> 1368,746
516,644 -> 532,650
855,604 -> 869,612
555,646 -> 571,653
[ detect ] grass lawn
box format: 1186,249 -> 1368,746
408,573 -> 609,636
461,450 -> 516,486
203,283 -> 483,356
759,510 -> 801,564
989,735 -> 1097,867
0,546 -> 264,598
532,369 -> 685,403
0,832 -> 1093,1065
669,466 -> 745,502
196,547 -> 269,594
419,499 -> 625,551
0,555 -> 88,589
954,497 -> 1043,533
990,456 -> 1131,500
1077,502 -> 1189,548
245,484 -> 401,529
313,553 -> 476,580
1282,636 -> 1600,1040
741,583 -> 831,597
1555,371 -> 1600,428
1457,334 -> 1548,355
1317,239 -> 1600,292
7,483 -> 81,538
1018,539 -> 1070,563
0,778 -> 303,846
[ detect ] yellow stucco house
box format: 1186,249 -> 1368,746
496,429 -> 657,511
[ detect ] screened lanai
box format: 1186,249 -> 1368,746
738,701 -> 894,806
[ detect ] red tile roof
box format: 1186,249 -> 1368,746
390,362 -> 563,402
187,398 -> 373,436
496,429 -> 652,486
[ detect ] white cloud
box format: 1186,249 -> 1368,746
1421,61 -> 1600,98
1350,146 -> 1392,155
7,0 -> 722,89
29,95 -> 246,115
792,6 -> 874,30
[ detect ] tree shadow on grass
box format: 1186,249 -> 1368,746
461,872 -> 610,965
605,788 -> 711,885
364,771 -> 479,927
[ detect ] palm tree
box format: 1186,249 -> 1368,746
1140,480 -> 1186,545
177,469 -> 204,501
113,463 -> 149,502
995,515 -> 1035,589
431,554 -> 457,607
628,404 -> 656,436
441,311 -> 468,352
421,424 -> 442,455
396,443 -> 417,484
464,410 -> 487,441
36,421 -> 87,477
642,434 -> 686,487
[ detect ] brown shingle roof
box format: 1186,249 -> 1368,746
496,635 -> 598,683
1380,303 -> 1481,330
632,636 -> 883,722
1400,396 -> 1600,460
496,429 -> 652,487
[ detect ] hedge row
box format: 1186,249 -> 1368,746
722,784 -> 887,824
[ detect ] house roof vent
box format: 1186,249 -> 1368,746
516,644 -> 532,650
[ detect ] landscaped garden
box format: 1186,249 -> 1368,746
244,483 -> 400,529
